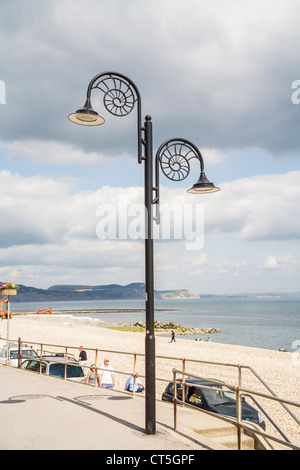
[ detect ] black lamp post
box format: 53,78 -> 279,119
68,72 -> 220,435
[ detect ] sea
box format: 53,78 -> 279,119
11,296 -> 300,353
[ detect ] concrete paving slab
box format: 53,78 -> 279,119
0,365 -> 225,451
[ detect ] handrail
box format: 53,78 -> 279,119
172,368 -> 300,451
157,354 -> 300,427
240,364 -> 300,426
243,393 -> 290,443
1,334 -> 298,446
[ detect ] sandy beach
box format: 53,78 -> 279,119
1,313 -> 299,443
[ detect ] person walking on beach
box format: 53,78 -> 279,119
100,357 -> 115,389
171,330 -> 176,343
78,346 -> 87,366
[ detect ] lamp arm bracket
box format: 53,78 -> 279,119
85,72 -> 144,163
155,138 -> 204,182
153,138 -> 206,224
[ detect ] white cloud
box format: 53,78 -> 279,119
263,254 -> 299,270
0,240 -> 145,288
202,171 -> 300,240
0,140 -> 106,165
1,169 -> 299,251
0,168 -> 299,291
264,255 -> 279,269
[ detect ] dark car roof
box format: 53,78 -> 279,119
177,378 -> 227,387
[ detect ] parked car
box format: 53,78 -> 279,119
162,378 -> 266,429
21,354 -> 85,382
0,343 -> 38,367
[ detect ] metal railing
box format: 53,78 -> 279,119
13,338 -> 145,394
172,368 -> 300,451
1,335 -> 299,448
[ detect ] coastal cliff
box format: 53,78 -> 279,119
159,289 -> 200,299
2,282 -> 200,302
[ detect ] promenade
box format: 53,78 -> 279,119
0,365 -> 227,451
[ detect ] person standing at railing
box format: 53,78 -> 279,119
99,357 -> 115,389
78,346 -> 87,366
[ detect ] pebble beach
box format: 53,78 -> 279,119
1,313 -> 299,443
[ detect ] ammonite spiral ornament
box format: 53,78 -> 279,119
159,142 -> 196,181
94,75 -> 136,117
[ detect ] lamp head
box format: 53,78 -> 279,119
187,171 -> 220,194
68,99 -> 105,126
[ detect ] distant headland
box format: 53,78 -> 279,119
2,282 -> 200,302
1,281 -> 299,303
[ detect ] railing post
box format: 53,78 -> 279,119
39,344 -> 43,374
95,365 -> 98,387
5,295 -> 10,365
133,353 -> 137,396
238,365 -> 242,387
182,358 -> 186,406
95,348 -> 99,387
236,386 -> 242,450
173,369 -> 177,430
64,346 -> 68,379
18,337 -> 22,369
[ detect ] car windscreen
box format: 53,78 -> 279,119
10,349 -> 38,359
200,385 -> 235,405
22,360 -> 46,373
49,363 -> 84,378
167,383 -> 183,400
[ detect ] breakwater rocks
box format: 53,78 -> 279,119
131,321 -> 220,335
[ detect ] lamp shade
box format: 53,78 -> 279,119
187,171 -> 220,194
68,99 -> 105,126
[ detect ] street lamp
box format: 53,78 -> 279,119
68,72 -> 220,435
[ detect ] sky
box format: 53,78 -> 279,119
0,0 -> 300,295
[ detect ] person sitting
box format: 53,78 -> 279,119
125,375 -> 145,393
85,364 -> 99,386
188,387 -> 202,406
